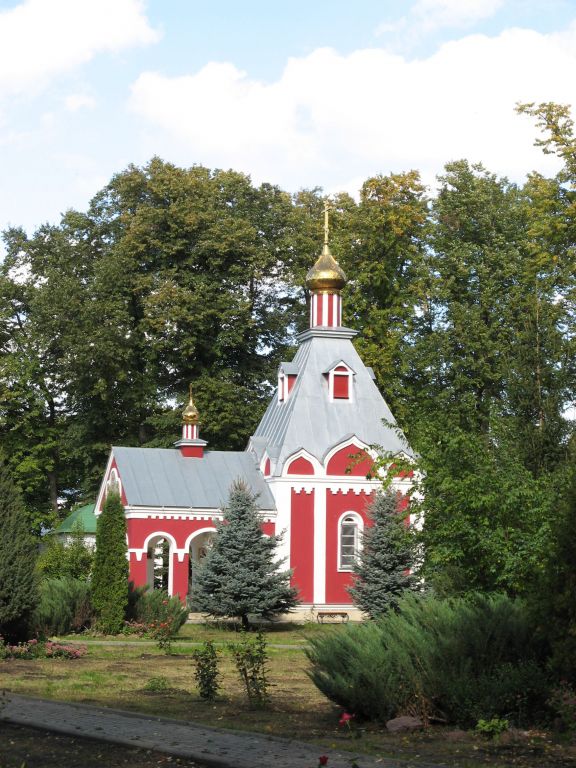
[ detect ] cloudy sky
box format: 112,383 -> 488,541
1,0 -> 575,238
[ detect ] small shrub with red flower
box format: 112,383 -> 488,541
131,591 -> 188,653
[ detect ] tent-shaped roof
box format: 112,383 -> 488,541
250,327 -> 411,474
54,503 -> 97,535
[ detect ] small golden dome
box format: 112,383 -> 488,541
182,385 -> 200,425
306,243 -> 347,292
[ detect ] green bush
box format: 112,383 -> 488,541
229,632 -> 270,708
33,577 -> 93,636
307,593 -> 550,726
132,589 -> 188,636
192,640 -> 221,701
36,524 -> 94,582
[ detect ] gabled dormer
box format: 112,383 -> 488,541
323,360 -> 355,402
278,361 -> 299,402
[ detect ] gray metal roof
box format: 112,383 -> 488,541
280,361 -> 300,374
250,327 -> 412,475
113,448 -> 276,510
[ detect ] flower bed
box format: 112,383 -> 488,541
1,638 -> 87,660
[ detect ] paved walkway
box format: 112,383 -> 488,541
1,693 -> 439,768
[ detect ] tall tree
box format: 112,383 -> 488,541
192,481 -> 298,629
0,459 -> 38,642
91,492 -> 128,634
401,159 -> 573,595
349,490 -> 418,617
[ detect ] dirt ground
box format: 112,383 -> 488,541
0,722 -> 205,768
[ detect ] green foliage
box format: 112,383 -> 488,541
91,493 -> 128,634
229,632 -> 270,708
307,594 -> 549,726
192,640 -> 221,701
349,490 -> 419,616
413,419 -> 560,596
132,589 -> 188,652
547,682 -> 576,734
33,577 -> 92,637
529,452 -> 576,682
192,481 -> 299,628
36,523 -> 94,582
144,676 -> 171,692
475,718 -> 509,738
0,460 -> 38,643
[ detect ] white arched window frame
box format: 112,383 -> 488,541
338,512 -> 363,572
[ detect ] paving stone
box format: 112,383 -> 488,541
1,692 -> 431,768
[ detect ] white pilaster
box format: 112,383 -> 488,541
267,479 -> 292,568
313,485 -> 326,604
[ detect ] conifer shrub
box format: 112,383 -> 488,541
34,577 -> 93,636
349,490 -> 419,616
192,480 -> 298,629
307,593 -> 550,726
91,492 -> 129,634
0,460 -> 38,643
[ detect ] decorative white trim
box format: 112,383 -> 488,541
123,506 -> 276,519
142,530 -> 178,553
95,451 -> 115,515
183,526 -> 218,552
313,486 -> 327,604
282,448 -> 322,477
321,293 -> 329,326
322,435 -> 374,471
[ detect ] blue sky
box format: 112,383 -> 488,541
1,0 -> 575,240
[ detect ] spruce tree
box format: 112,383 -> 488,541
0,460 -> 38,642
91,492 -> 128,634
193,481 -> 298,629
349,490 -> 418,618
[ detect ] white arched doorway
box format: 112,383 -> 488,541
144,533 -> 176,595
186,529 -> 216,606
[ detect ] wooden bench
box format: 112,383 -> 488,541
317,611 -> 349,624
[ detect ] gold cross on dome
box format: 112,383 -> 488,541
324,198 -> 332,246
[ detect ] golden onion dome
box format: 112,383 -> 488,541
306,243 -> 347,292
182,385 -> 200,425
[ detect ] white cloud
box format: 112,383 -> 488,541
411,0 -> 505,31
129,24 -> 574,193
64,93 -> 96,112
0,0 -> 159,96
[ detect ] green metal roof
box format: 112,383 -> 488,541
54,503 -> 97,535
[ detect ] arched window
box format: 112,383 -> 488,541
339,513 -> 361,571
106,468 -> 121,497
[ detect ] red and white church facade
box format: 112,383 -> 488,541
95,227 -> 413,616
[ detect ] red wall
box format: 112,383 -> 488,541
290,489 -> 315,602
126,517 -> 216,550
326,443 -> 374,477
287,456 -> 315,475
325,488 -> 373,604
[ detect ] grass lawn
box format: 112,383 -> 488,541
1,624 -> 576,768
